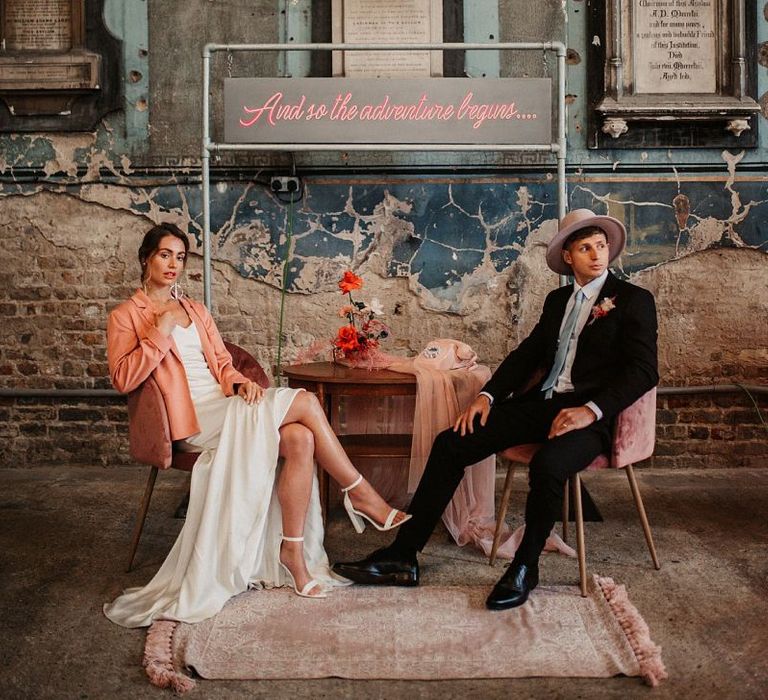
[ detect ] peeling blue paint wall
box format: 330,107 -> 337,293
0,2 -> 766,328
2,170 -> 764,300
2,4 -> 766,297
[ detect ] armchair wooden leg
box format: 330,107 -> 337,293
126,466 -> 158,573
572,474 -> 588,597
562,482 -> 569,543
625,464 -> 661,570
489,464 -> 516,566
173,488 -> 190,519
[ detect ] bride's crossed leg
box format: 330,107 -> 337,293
276,391 -> 408,596
276,422 -> 323,597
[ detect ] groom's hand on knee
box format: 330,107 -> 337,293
548,405 -> 596,439
453,395 -> 491,436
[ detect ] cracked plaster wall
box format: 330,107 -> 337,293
1,168 -> 766,380
2,173 -> 767,472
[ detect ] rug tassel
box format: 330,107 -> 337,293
594,575 -> 668,687
143,620 -> 196,693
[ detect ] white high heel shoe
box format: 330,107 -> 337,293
279,536 -> 327,598
341,474 -> 413,534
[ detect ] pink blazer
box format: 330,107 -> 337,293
107,289 -> 249,441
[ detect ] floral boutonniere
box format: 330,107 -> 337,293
587,295 -> 617,325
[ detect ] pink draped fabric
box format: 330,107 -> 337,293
403,362 -> 499,554
310,341 -> 576,559
323,340 -> 573,559
334,354 -> 499,555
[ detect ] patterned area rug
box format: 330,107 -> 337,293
144,575 -> 666,693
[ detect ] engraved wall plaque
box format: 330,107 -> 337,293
0,0 -> 95,96
589,0 -> 759,148
331,0 -> 443,77
3,0 -> 73,51
633,0 -> 716,94
0,0 -> 121,131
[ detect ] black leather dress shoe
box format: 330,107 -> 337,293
485,563 -> 539,611
332,548 -> 419,586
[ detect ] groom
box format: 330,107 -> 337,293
333,208 -> 659,610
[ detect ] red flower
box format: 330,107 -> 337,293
329,272 -> 390,363
334,324 -> 362,352
338,271 -> 363,294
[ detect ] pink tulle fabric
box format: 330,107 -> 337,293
312,340 -> 572,559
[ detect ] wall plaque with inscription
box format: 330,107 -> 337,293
0,0 -> 121,131
588,0 -> 759,148
4,0 -> 73,51
331,0 -> 443,77
633,0 -> 716,94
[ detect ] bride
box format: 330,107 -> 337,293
104,223 -> 410,627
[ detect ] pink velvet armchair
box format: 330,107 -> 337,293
489,388 -> 660,596
125,342 -> 269,572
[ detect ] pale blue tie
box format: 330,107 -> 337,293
542,289 -> 586,399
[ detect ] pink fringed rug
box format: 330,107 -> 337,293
144,575 -> 666,692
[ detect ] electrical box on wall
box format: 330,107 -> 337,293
270,176 -> 300,194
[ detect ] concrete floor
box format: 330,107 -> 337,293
1,465 -> 767,700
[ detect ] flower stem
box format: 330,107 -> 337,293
275,192 -> 295,382
347,292 -> 355,325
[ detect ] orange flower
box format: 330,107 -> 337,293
334,324 -> 361,352
338,271 -> 363,294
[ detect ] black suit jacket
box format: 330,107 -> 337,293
481,272 -> 659,422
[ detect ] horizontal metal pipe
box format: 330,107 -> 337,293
1,385 -> 765,399
208,143 -> 558,153
0,389 -> 120,398
656,384 -> 767,396
205,42 -> 565,53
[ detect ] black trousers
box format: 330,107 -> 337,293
392,391 -> 611,567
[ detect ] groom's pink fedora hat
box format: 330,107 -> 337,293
546,208 -> 627,275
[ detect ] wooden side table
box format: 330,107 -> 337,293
282,362 -> 417,518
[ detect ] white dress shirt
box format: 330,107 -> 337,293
553,271 -> 607,420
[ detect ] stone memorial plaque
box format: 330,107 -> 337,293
0,0 -> 122,131
3,0 -> 73,52
0,54 -> 99,91
591,0 -> 759,148
332,0 -> 442,77
633,0 -> 716,94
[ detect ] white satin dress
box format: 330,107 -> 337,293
105,322 -> 346,628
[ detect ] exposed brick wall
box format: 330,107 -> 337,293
651,394 -> 768,469
3,391 -> 765,469
1,193 -> 766,468
0,215 -> 133,391
1,397 -> 131,467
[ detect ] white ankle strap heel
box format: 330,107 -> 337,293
341,474 -> 412,534
279,536 -> 327,598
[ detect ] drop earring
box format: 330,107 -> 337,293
170,279 -> 184,300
